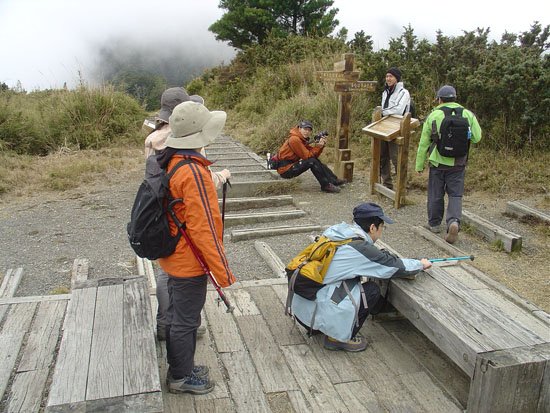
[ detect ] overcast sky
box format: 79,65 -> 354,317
0,0 -> 547,90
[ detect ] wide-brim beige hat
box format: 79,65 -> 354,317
165,101 -> 226,149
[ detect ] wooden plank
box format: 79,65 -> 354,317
282,344 -> 349,411
231,224 -> 322,241
462,209 -> 522,252
374,182 -> 396,201
412,225 -> 467,257
71,259 -> 89,288
354,346 -> 424,412
382,319 -> 470,407
254,241 -> 286,278
430,267 -> 547,346
46,392 -> 163,413
226,289 -> 260,316
224,210 -> 306,227
461,263 -> 548,318
401,371 -> 462,412
467,343 -> 550,413
306,335 -> 364,384
7,369 -> 50,413
227,277 -> 287,290
432,264 -> 488,290
388,275 -> 497,376
18,300 -> 67,372
473,288 -> 550,341
219,195 -> 294,211
334,381 -> 385,412
123,279 -> 160,395
505,201 -> 550,224
0,294 -> 71,305
203,291 -> 243,353
193,328 -> 230,400
236,314 -> 298,392
47,287 -> 96,406
144,258 -> 156,290
247,285 -> 305,346
0,268 -> 23,297
0,302 -> 37,401
86,284 -> 124,400
220,351 -> 272,411
195,398 -> 234,413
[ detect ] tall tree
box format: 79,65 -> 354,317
209,0 -> 339,49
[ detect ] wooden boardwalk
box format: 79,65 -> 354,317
154,278 -> 467,413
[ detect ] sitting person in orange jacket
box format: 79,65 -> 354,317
274,120 -> 346,193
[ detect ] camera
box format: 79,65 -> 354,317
313,130 -> 328,142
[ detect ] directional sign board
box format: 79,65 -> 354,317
317,71 -> 360,83
334,81 -> 377,93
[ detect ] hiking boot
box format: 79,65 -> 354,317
167,365 -> 209,385
197,325 -> 206,337
323,334 -> 368,352
445,222 -> 459,244
168,372 -> 215,395
321,183 -> 340,193
333,178 -> 347,186
156,325 -> 167,341
424,224 -> 442,234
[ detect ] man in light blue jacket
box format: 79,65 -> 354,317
290,202 -> 432,352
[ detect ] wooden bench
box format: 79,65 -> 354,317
46,276 -> 162,412
378,241 -> 550,412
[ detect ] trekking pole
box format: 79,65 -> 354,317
428,255 -> 474,263
167,203 -> 234,313
221,179 -> 231,234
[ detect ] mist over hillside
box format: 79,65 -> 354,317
91,35 -> 236,87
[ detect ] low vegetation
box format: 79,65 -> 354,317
0,24 -> 548,200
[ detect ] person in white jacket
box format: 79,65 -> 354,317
380,67 -> 411,189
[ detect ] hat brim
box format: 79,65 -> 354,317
189,95 -> 204,104
157,108 -> 171,123
165,111 -> 226,149
380,215 -> 394,224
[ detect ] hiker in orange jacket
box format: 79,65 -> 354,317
156,101 -> 236,395
275,120 -> 346,193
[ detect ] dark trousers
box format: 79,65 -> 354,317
166,274 -> 207,379
352,281 -> 382,338
280,157 -> 338,189
296,281 -> 382,339
380,141 -> 398,188
428,167 -> 466,229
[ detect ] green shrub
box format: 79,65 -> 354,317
0,87 -> 146,155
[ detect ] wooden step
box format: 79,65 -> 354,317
231,224 -> 322,241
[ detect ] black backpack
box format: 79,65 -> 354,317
431,106 -> 470,157
127,158 -> 193,260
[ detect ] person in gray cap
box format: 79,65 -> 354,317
143,87 -> 230,342
380,67 -> 411,189
415,85 -> 482,244
288,202 -> 431,352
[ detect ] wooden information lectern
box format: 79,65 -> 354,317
362,111 -> 419,208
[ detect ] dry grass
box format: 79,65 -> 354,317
0,146 -> 143,200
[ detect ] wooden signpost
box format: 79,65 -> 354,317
362,110 -> 419,208
316,53 -> 377,182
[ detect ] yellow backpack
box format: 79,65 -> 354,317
286,235 -> 355,284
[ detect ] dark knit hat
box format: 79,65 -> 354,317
386,67 -> 402,82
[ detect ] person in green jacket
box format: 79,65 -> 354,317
415,85 -> 481,244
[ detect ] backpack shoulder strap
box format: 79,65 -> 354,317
454,107 -> 464,116
439,106 -> 453,116
166,158 -> 194,180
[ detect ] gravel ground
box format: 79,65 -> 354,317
0,138 -> 548,313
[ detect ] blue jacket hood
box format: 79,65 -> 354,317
323,222 -> 373,243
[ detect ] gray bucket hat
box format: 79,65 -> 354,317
157,87 -> 204,122
165,102 -> 226,149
